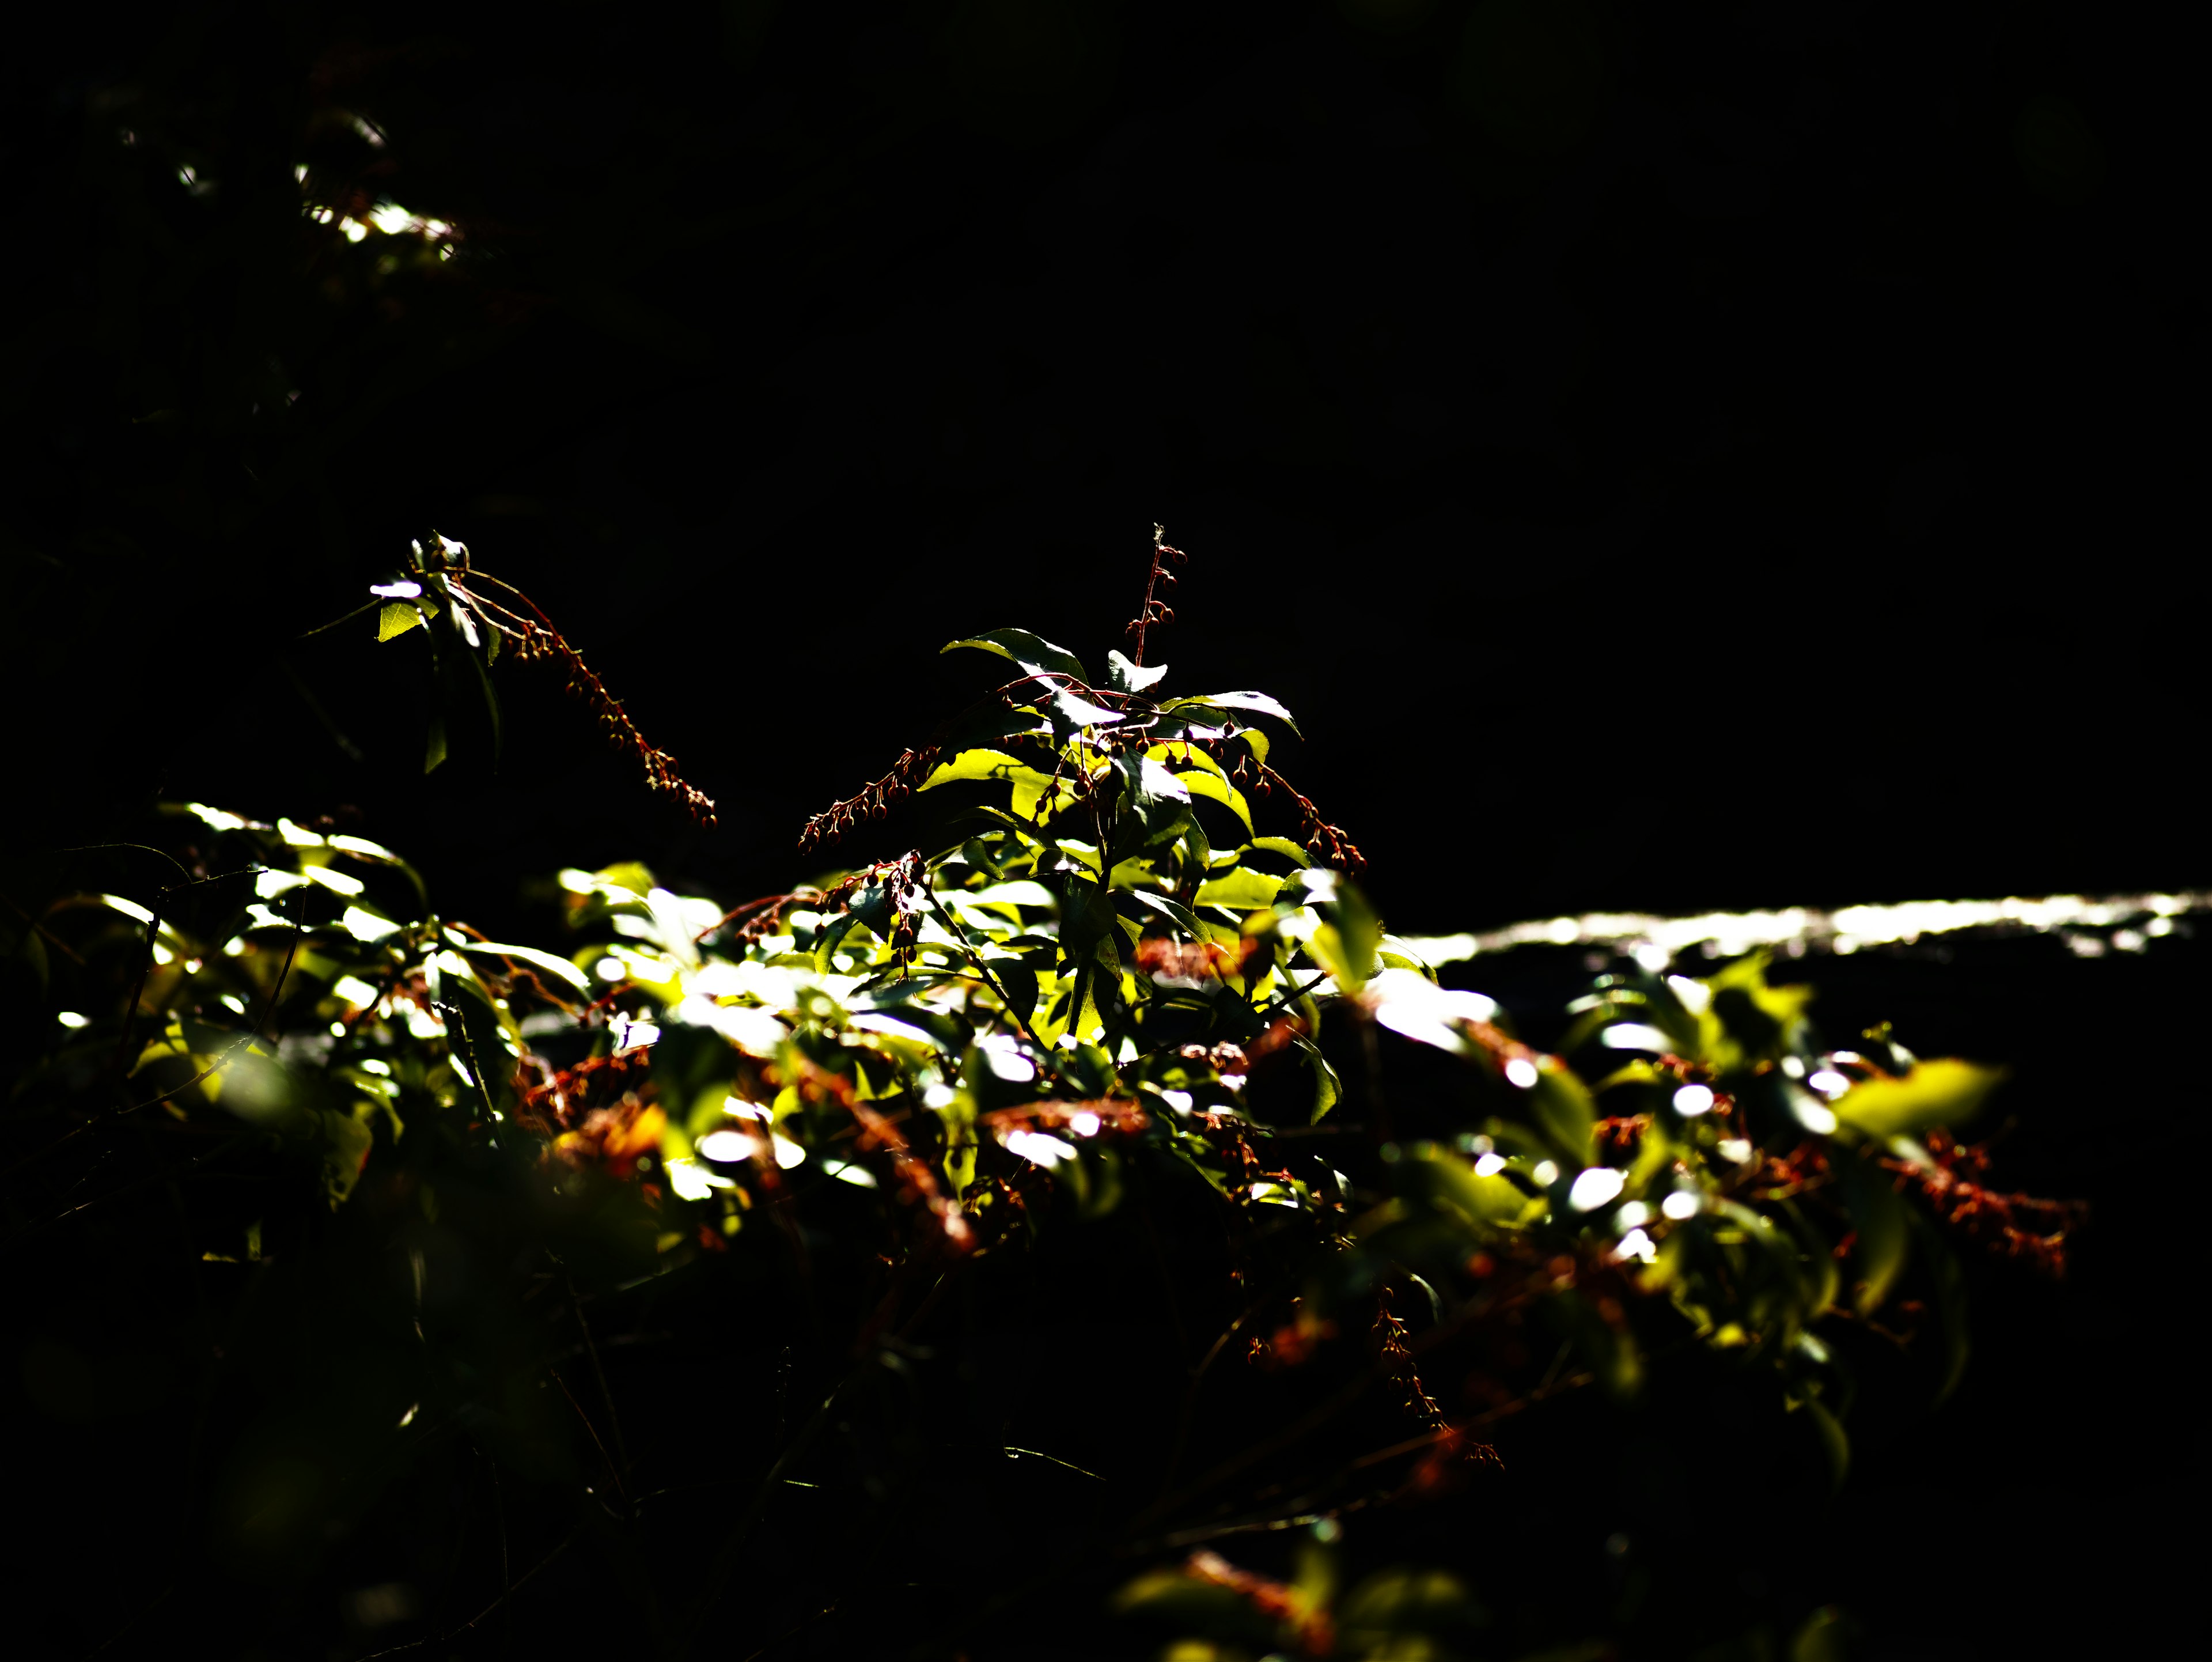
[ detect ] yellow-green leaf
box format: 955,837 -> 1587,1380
1193,868 -> 1283,910
1832,1058 -> 2006,1139
377,601 -> 423,642
1177,768 -> 1253,835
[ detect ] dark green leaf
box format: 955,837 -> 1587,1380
941,629 -> 1090,687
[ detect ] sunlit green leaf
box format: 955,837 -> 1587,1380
1105,648 -> 1167,693
377,601 -> 423,642
1193,869 -> 1283,910
456,940 -> 592,994
1832,1059 -> 2006,1139
1177,768 -> 1253,836
1164,691 -> 1302,736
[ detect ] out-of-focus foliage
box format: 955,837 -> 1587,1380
1,559 -> 2080,1659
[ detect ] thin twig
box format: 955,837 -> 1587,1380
567,1277 -> 634,1480
683,1365 -> 868,1642
359,1521 -> 583,1659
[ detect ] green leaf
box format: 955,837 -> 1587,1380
456,940 -> 593,994
423,714 -> 448,774
1193,869 -> 1283,910
1529,1061 -> 1596,1165
377,601 -> 423,642
1291,1032 -> 1343,1123
1050,686 -> 1123,729
1105,649 -> 1167,694
1122,887 -> 1207,938
1840,1154 -> 1910,1315
1244,835 -> 1309,864
940,629 -> 1090,688
1177,768 -> 1254,836
1802,1396 -> 1850,1494
1165,691 -> 1302,736
1906,1207 -> 1971,1404
1698,954 -> 1814,1070
1832,1059 -> 2006,1140
921,748 -> 1057,795
468,638 -> 503,764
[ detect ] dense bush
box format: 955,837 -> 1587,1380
1,537 -> 2080,1660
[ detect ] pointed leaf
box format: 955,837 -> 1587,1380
1165,691 -> 1301,736
1105,649 -> 1168,694
1177,768 -> 1254,836
378,602 -> 423,642
1293,1032 -> 1343,1123
1832,1059 -> 2006,1140
1193,868 -> 1283,910
456,940 -> 593,994
1841,1155 -> 1910,1315
1051,686 -> 1123,728
941,629 -> 1090,687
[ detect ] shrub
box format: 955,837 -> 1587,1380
1,535 -> 2076,1659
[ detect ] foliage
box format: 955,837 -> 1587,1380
0,538 -> 2079,1659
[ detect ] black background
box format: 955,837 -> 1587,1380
2,4 -> 2200,1657
5,0 -> 2199,936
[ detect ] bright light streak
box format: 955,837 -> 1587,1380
1399,891 -> 2211,963
1474,1152 -> 1508,1177
1503,1057 -> 1539,1089
1661,1189 -> 1700,1221
1672,1084 -> 1714,1116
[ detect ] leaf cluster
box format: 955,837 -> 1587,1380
0,577 -> 2077,1659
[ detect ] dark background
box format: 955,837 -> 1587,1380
4,0 -> 2199,936
1,6 -> 2200,1657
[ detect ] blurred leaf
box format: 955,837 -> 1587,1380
1338,1565 -> 1483,1638
1832,1059 -> 2006,1139
1700,954 -> 1812,1070
1529,1062 -> 1595,1165
1791,1606 -> 1858,1662
456,940 -> 592,994
1802,1396 -> 1849,1494
423,714 -> 448,774
1907,1207 -> 1971,1404
1840,1156 -> 1910,1315
1194,869 -> 1283,910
